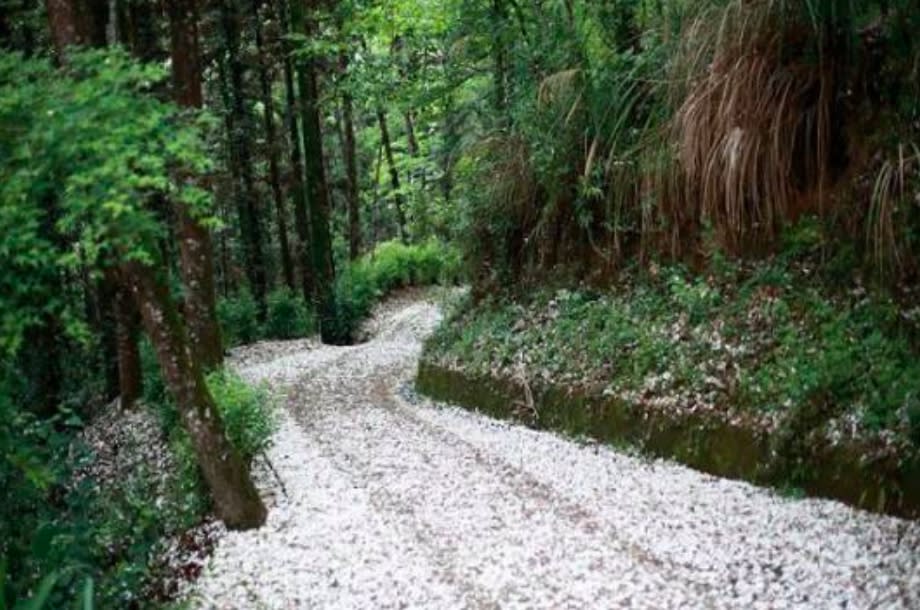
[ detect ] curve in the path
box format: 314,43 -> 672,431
191,297 -> 920,610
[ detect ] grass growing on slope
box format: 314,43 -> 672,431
425,259 -> 920,456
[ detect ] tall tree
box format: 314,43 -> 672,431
280,0 -> 314,301
122,263 -> 266,528
166,0 -> 224,369
112,278 -> 142,409
338,49 -> 361,259
490,0 -> 510,124
292,0 -> 336,342
218,0 -> 270,319
377,107 -> 408,242
254,0 -> 295,291
45,0 -> 266,530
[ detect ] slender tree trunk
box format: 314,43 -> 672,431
403,109 -> 428,193
254,0 -> 295,291
292,0 -> 336,342
113,278 -> 142,409
491,0 -> 510,125
338,53 -> 361,259
440,90 -> 457,204
166,0 -> 224,369
280,0 -> 313,302
117,0 -> 161,61
122,262 -> 266,529
372,142 -> 383,244
404,111 -> 419,158
93,271 -> 120,400
219,0 -> 269,320
376,108 -> 408,242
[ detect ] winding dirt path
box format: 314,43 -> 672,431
191,295 -> 920,609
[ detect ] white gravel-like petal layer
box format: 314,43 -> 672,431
190,296 -> 920,609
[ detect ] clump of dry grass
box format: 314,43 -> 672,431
669,0 -> 835,253
867,144 -> 920,275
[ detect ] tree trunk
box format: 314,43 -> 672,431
113,278 -> 142,409
92,270 -> 120,400
372,142 -> 383,244
403,109 -> 428,193
166,0 -> 224,369
338,52 -> 361,259
280,0 -> 313,302
254,0 -> 295,291
376,108 -> 408,242
48,0 -> 264,529
46,0 -> 106,59
491,0 -> 510,125
440,90 -> 458,204
292,0 -> 336,342
404,111 -> 419,158
219,0 -> 269,320
117,0 -> 162,61
122,262 -> 266,530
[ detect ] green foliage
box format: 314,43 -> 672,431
0,376 -> 198,609
0,336 -> 270,608
330,239 -> 462,342
217,291 -> 261,347
427,258 -> 920,453
205,371 -> 276,462
263,289 -> 315,340
219,289 -> 316,346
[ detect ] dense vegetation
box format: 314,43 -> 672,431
2,0 -> 919,605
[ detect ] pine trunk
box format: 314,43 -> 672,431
113,278 -> 142,410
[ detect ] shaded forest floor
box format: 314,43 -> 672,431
176,291 -> 919,608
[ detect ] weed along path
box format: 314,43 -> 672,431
190,294 -> 920,609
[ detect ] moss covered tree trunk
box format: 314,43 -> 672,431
166,0 -> 224,369
122,262 -> 266,529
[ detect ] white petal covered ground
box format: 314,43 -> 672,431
190,295 -> 920,609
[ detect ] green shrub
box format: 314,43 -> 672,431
140,338 -> 168,411
150,367 -> 275,509
331,239 -> 462,342
206,371 -> 276,462
264,289 -> 315,340
217,290 -> 260,347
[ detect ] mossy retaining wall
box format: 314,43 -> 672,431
417,361 -> 920,519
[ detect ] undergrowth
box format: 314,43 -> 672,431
426,251 -> 920,454
0,344 -> 275,609
328,239 -> 463,343
218,240 -> 461,347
